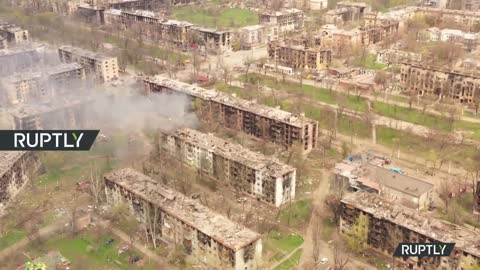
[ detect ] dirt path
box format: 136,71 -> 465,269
0,218 -> 67,261
270,245 -> 303,270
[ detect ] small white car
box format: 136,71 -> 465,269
320,258 -> 328,264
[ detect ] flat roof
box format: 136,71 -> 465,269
59,45 -> 115,62
2,63 -> 83,84
171,128 -> 295,177
12,97 -> 92,118
361,164 -> 433,197
104,168 -> 261,250
0,152 -> 27,179
260,8 -> 303,16
342,192 -> 480,258
144,76 -> 316,128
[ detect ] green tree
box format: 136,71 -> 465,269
344,213 -> 369,254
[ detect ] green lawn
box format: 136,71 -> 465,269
172,6 -> 258,28
354,54 -> 386,70
24,230 -> 157,270
280,199 -> 312,227
274,248 -> 303,270
0,230 -> 26,250
242,73 -> 369,112
320,217 -> 336,242
243,73 -> 480,141
264,230 -> 304,263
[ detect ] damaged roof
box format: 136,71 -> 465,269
104,168 -> 261,250
144,76 -> 316,127
171,128 -> 295,178
59,45 -> 115,62
342,192 -> 480,258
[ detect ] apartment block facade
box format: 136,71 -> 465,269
341,192 -> 480,270
58,45 -> 119,83
143,76 -> 319,154
162,128 -> 296,207
400,62 -> 480,103
104,168 -> 262,270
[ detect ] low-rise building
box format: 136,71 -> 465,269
400,62 -> 480,103
376,49 -> 422,65
418,27 -> 479,51
162,128 -> 296,207
104,168 -> 262,270
0,152 -> 42,215
58,46 -> 118,83
143,76 -> 319,154
259,8 -> 304,33
340,192 -> 480,269
334,155 -> 434,210
0,24 -> 29,45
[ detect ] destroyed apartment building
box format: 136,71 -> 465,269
58,45 -> 119,83
103,9 -> 231,52
104,168 -> 262,270
0,151 -> 42,215
12,97 -> 92,130
143,76 -> 318,154
334,155 -> 434,210
325,1 -> 371,25
267,39 -> 332,71
400,61 -> 480,103
239,24 -> 279,49
162,128 -> 296,207
1,63 -> 86,105
376,49 -> 422,65
0,23 -> 29,45
0,45 -> 44,76
341,192 -> 480,269
258,8 -> 304,34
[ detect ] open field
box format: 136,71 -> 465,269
172,6 -> 258,28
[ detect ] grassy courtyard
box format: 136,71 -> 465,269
172,6 -> 258,28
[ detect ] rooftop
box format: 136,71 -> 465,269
260,8 -> 303,16
12,97 -> 92,118
342,192 -> 480,258
360,164 -> 433,197
171,128 -> 295,177
144,76 -> 316,127
59,45 -> 115,62
104,168 -> 261,250
0,152 -> 27,179
2,63 -> 83,84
